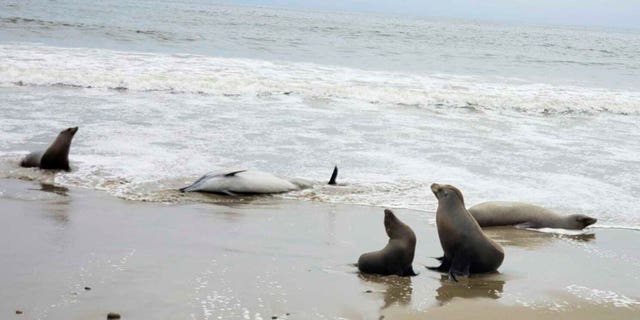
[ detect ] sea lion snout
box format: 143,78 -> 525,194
62,127 -> 79,135
577,215 -> 597,227
430,183 -> 465,205
384,209 -> 397,234
430,183 -> 442,197
384,209 -> 394,218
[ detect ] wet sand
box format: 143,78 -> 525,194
1,179 -> 639,319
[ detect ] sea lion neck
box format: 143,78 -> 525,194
384,209 -> 404,239
40,130 -> 76,170
45,134 -> 72,159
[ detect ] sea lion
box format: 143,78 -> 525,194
180,166 -> 338,195
468,201 -> 597,230
357,209 -> 416,276
20,127 -> 78,171
429,183 -> 504,281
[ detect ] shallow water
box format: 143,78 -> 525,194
1,1 -> 639,229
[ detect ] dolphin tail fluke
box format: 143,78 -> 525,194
328,166 -> 338,185
180,174 -> 210,193
179,185 -> 194,193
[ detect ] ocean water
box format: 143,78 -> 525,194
1,1 -> 639,228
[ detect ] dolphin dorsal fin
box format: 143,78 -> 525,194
224,170 -> 247,177
328,166 -> 338,185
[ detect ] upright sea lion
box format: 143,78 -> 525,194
429,183 -> 504,281
468,201 -> 597,230
357,209 -> 416,276
20,127 -> 78,171
180,166 -> 338,195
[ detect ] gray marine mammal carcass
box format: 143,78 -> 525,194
180,166 -> 338,196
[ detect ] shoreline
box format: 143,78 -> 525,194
1,178 -> 639,319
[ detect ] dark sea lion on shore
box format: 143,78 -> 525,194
468,201 -> 597,230
429,183 -> 504,281
20,127 -> 78,171
357,209 -> 417,276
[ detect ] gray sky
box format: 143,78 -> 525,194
228,0 -> 640,29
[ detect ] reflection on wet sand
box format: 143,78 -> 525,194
359,273 -> 413,310
435,273 -> 505,305
181,191 -> 275,208
38,183 -> 69,196
484,227 -> 595,249
47,199 -> 71,224
43,184 -> 71,225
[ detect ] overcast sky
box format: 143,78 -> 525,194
228,0 -> 640,29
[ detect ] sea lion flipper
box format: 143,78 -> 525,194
426,263 -> 447,272
447,254 -> 471,282
448,270 -> 458,282
515,222 -> 534,229
399,265 -> 417,277
427,255 -> 451,272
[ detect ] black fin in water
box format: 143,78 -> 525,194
328,166 -> 338,185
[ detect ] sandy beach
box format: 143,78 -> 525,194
1,178 -> 638,319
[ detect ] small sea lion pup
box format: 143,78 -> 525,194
468,201 -> 597,230
429,183 -> 504,281
20,127 -> 79,171
357,209 -> 417,276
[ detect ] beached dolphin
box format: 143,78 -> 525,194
180,166 -> 338,195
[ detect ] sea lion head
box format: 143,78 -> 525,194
567,214 -> 597,229
61,126 -> 79,137
51,126 -> 78,154
430,183 -> 465,206
384,209 -> 406,239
